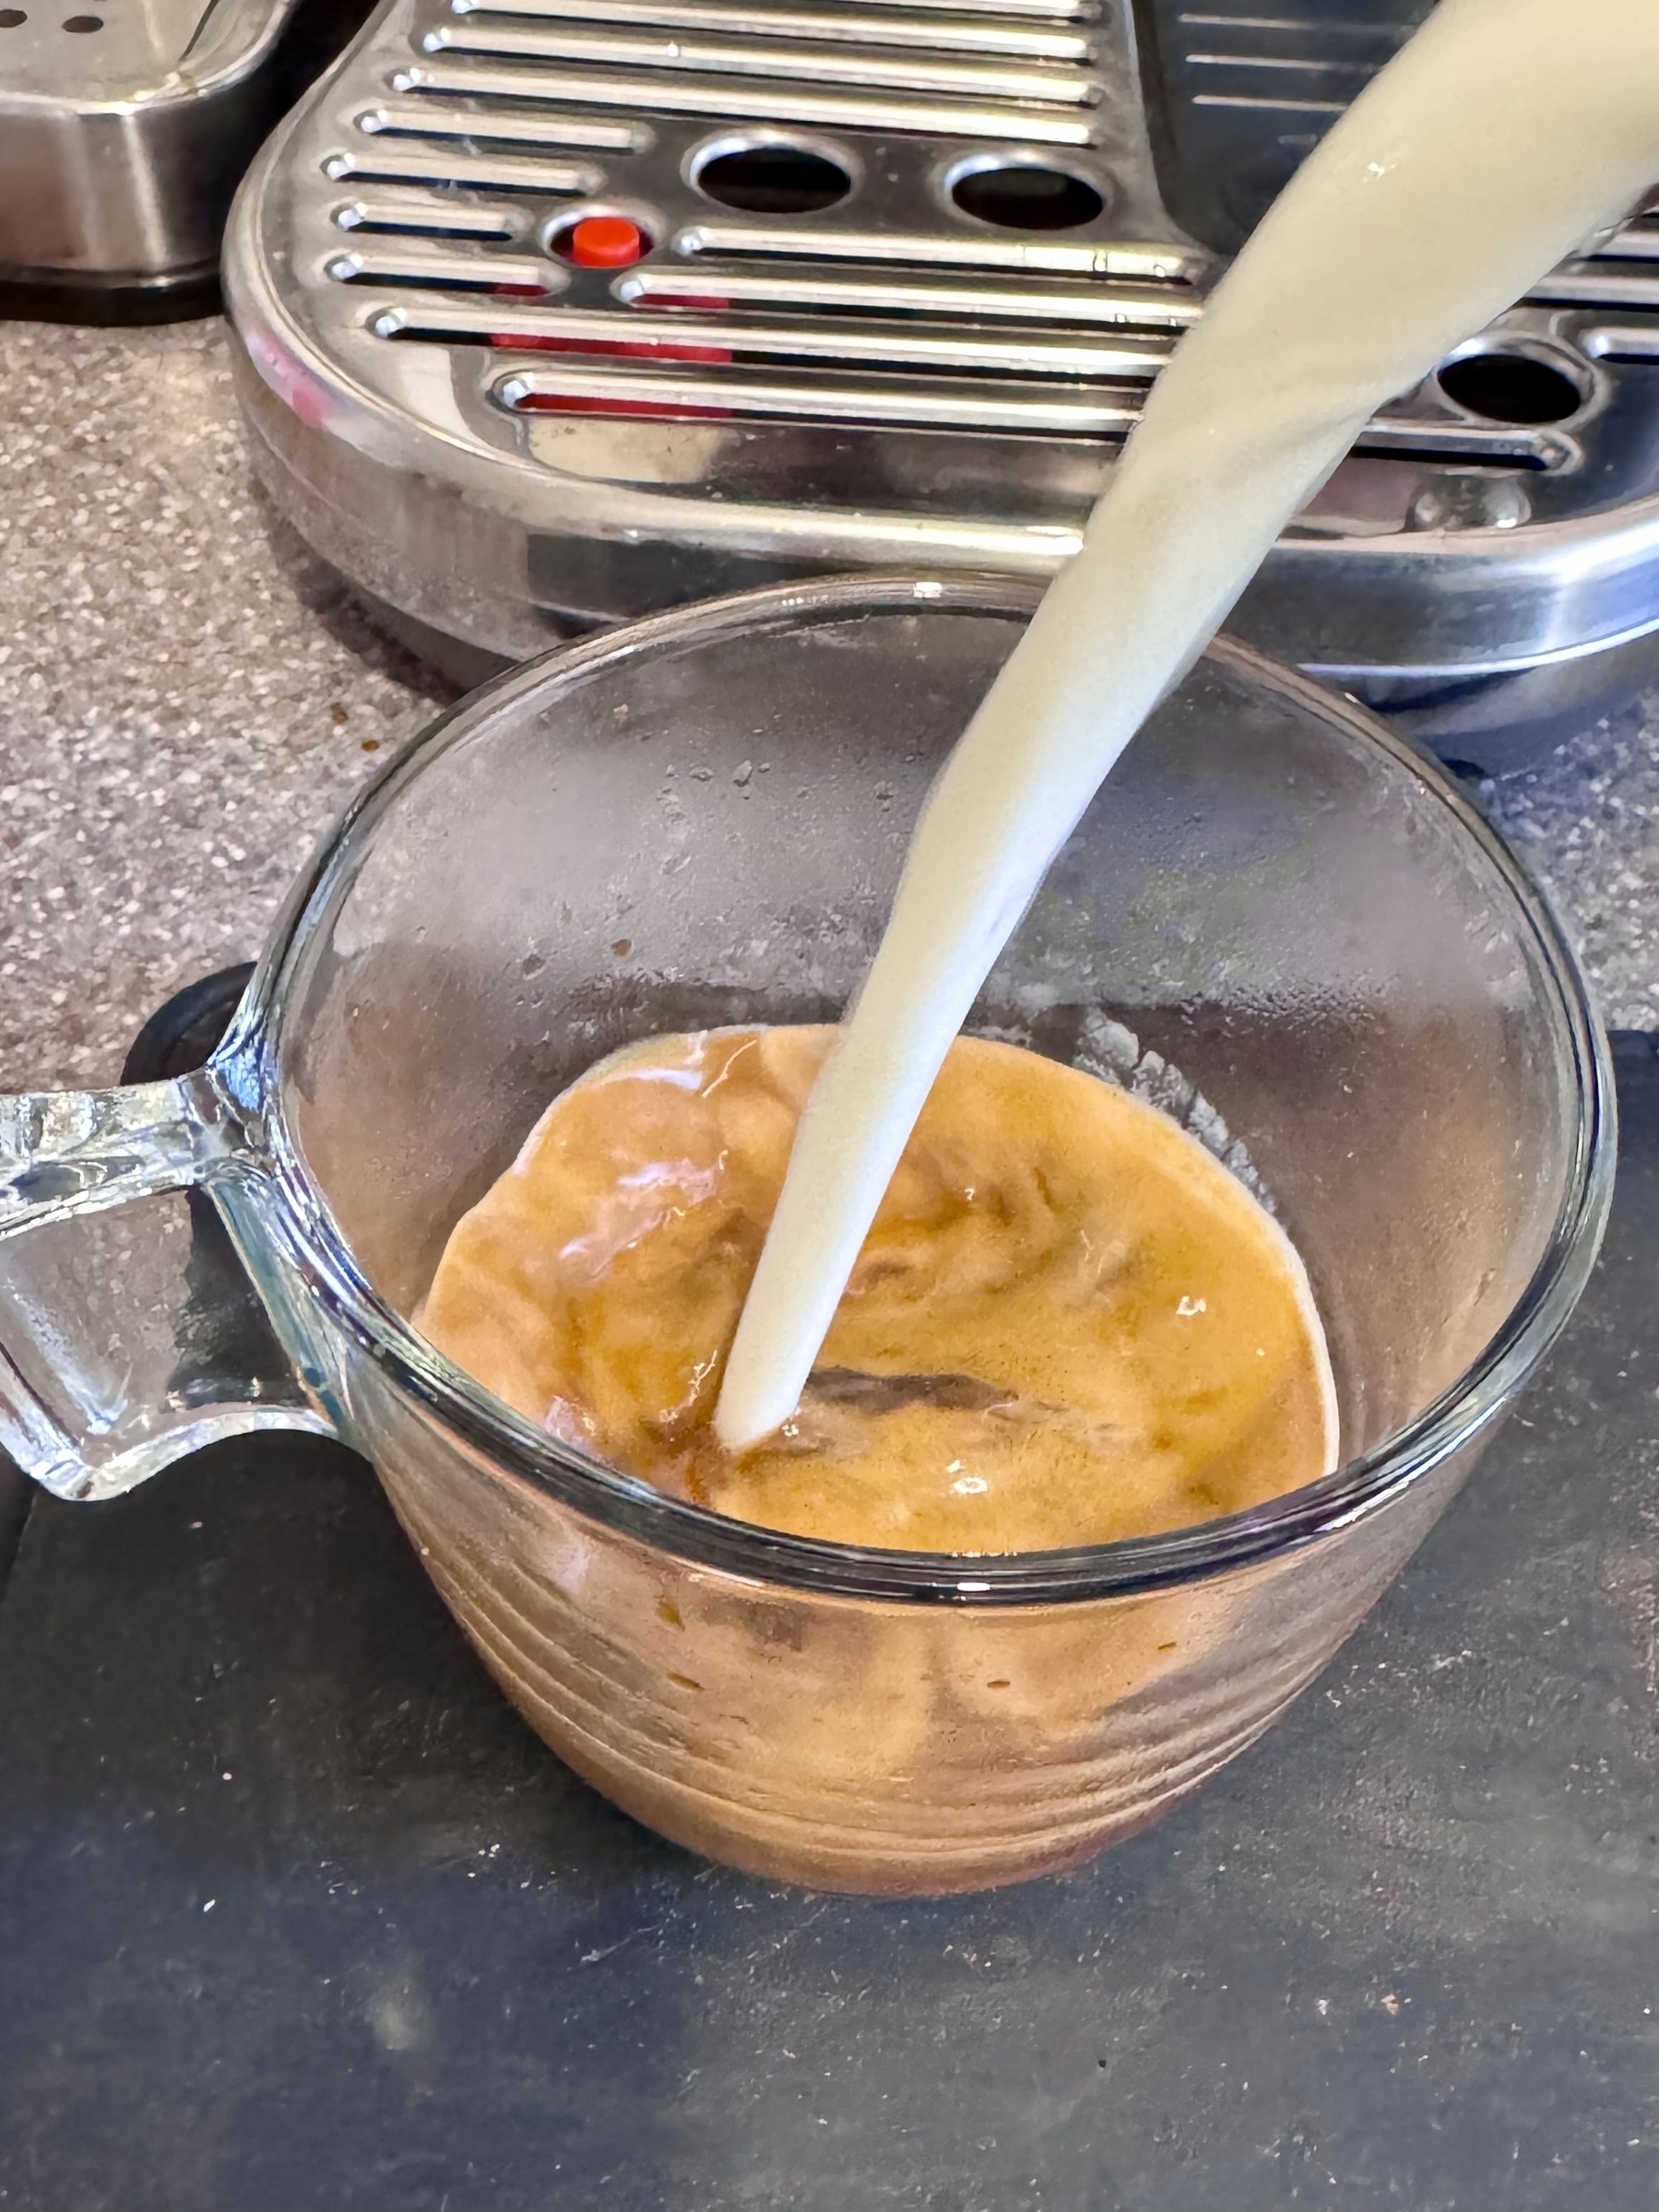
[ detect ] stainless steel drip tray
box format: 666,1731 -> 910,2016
225,0 -> 1659,769
0,0 -> 371,317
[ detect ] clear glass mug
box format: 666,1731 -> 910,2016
0,577 -> 1613,1896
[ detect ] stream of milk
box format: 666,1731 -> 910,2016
716,0 -> 1659,1450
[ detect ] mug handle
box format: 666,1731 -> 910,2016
0,1054 -> 334,1505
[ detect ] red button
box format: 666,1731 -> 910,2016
565,216 -> 648,269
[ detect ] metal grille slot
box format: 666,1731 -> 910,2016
1533,266 -> 1659,312
674,223 -> 1203,282
423,18 -> 1097,105
619,266 -> 1202,327
1173,4 -> 1412,117
329,246 -> 562,290
392,56 -> 1097,140
355,97 -> 645,149
834,0 -> 1096,17
1604,218 -> 1659,261
1352,418 -> 1577,471
1581,325 -> 1659,365
369,296 -> 1172,377
322,144 -> 603,192
332,195 -> 527,238
495,360 -> 1143,432
1528,221 -> 1659,313
449,0 -> 1096,63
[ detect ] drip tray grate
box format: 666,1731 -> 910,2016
224,0 -> 1659,768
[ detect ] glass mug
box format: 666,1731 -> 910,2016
0,578 -> 1613,1896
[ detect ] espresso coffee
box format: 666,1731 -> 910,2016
419,1027 -> 1336,1553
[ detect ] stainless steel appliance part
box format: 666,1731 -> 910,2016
0,0 -> 368,319
224,0 -> 1659,767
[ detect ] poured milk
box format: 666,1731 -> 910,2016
714,0 -> 1659,1449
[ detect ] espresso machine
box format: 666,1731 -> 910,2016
223,0 -> 1659,768
0,0 -> 369,319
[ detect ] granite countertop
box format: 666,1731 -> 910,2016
2,313 -> 1657,1092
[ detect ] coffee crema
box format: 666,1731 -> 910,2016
419,1027 -> 1337,1553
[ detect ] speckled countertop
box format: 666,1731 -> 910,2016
0,318 -> 455,1094
1,313 -> 1657,1093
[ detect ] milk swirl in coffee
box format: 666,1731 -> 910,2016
427,0 -> 1659,1545
420,1028 -> 1337,1550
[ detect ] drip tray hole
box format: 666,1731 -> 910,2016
1437,349 -> 1586,426
949,162 -> 1104,232
693,144 -> 852,216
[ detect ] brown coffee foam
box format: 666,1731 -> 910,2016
419,1026 -> 1333,1555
